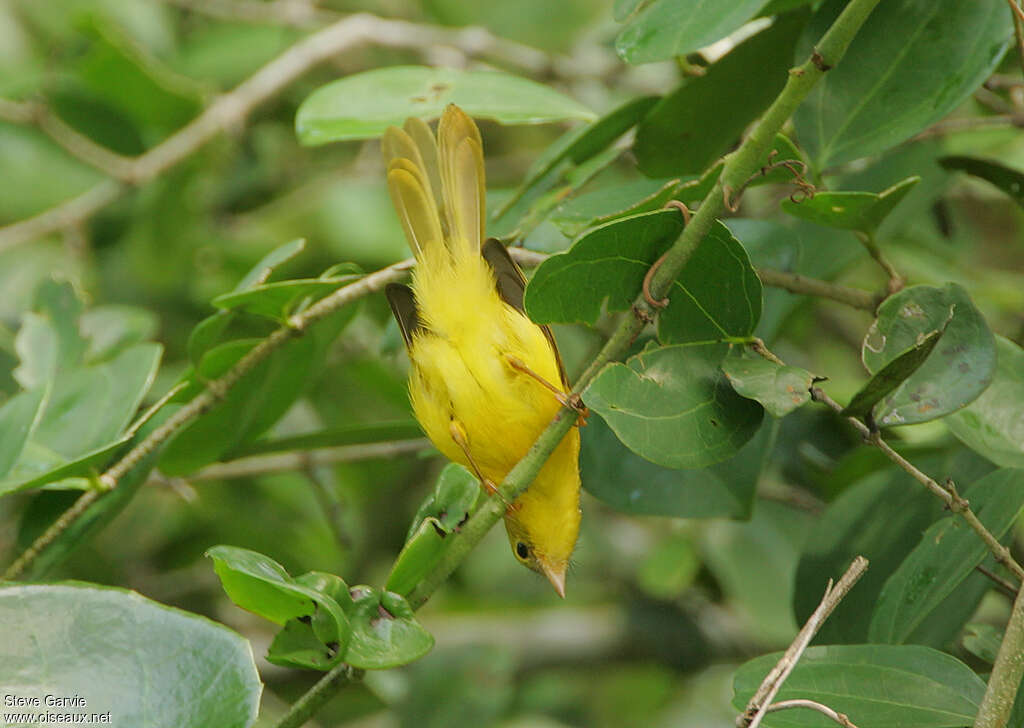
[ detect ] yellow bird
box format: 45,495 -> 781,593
382,104 -> 582,597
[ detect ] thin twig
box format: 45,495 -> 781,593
185,438 -> 430,481
0,12 -> 559,252
1004,0 -> 1024,78
1,256 -> 413,581
756,268 -> 879,311
738,556 -> 869,728
274,665 -> 365,728
854,231 -> 903,295
811,386 -> 1024,582
0,99 -> 137,180
911,114 -> 1024,140
976,564 -> 1020,600
3,243 -> 540,581
765,699 -> 859,728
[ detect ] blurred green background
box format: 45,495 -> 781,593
1,0 -> 1023,725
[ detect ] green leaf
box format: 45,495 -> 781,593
526,212 -> 761,344
526,209 -> 683,324
0,583 -> 260,728
794,451 -> 990,645
584,343 -> 764,469
212,273 -> 360,321
233,420 -> 424,457
656,222 -> 762,346
32,343 -> 162,459
492,95 -> 658,233
549,177 -> 680,238
581,415 -> 773,518
77,18 -> 203,133
870,469 -> 1024,644
781,176 -> 921,234
160,305 -> 356,475
345,587 -> 434,669
946,336 -> 1024,467
237,238 -> 307,290
296,66 -> 594,145
940,155 -> 1024,208
722,355 -> 813,417
208,545 -> 351,670
0,437 -> 129,496
634,12 -> 806,176
962,623 -> 1003,664
80,305 -> 159,363
616,0 -> 771,64
208,544 -> 334,624
862,283 -> 996,426
732,645 -> 985,727
188,239 -> 309,363
31,278 -> 86,369
794,0 -> 1011,168
0,389 -> 45,478
387,464 -> 480,596
841,326 -> 944,420
13,312 -> 60,389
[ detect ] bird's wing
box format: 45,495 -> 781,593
481,238 -> 569,388
384,282 -> 422,348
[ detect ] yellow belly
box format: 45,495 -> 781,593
405,254 -> 565,482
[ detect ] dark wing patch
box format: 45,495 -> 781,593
385,283 -> 422,348
481,238 -> 526,312
481,238 -> 569,388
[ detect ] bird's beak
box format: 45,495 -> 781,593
540,561 -> 567,598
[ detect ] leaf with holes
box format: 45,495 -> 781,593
861,283 -> 995,426
842,326 -> 944,421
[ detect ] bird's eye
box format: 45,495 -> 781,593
515,542 -> 530,560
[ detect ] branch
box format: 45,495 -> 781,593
976,564 -> 1020,600
974,583 -> 1024,728
1007,0 -> 1024,77
163,0 -> 556,74
738,556 -> 869,728
755,268 -> 878,311
810,386 -> 1024,582
3,244 -> 541,580
2,255 -> 412,581
912,114 -> 1024,141
765,699 -> 859,728
274,665 -> 364,728
855,231 -> 903,295
0,99 -> 137,180
0,12 -> 557,252
403,0 -> 885,613
184,437 -> 430,481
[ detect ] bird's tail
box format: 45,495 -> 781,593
382,104 -> 485,265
